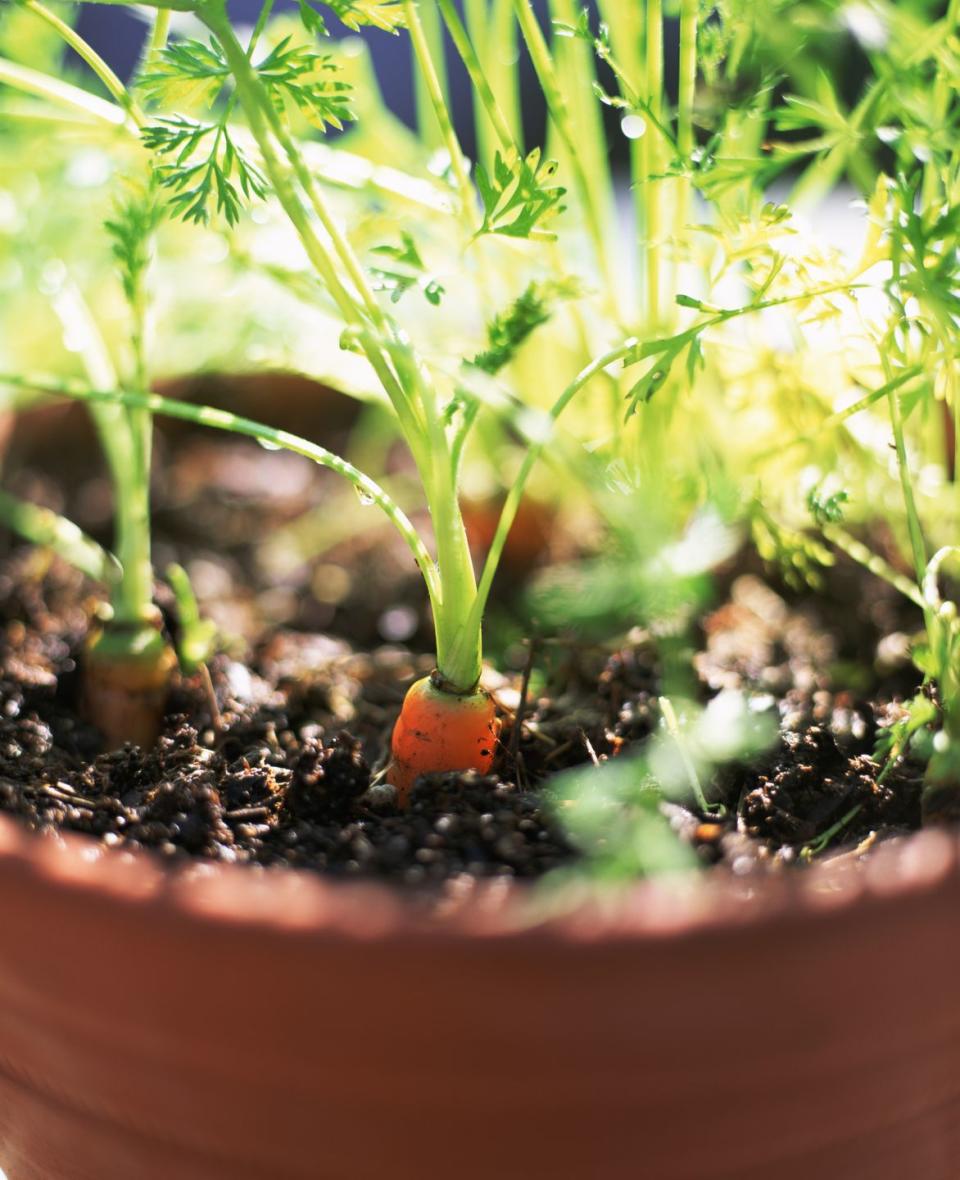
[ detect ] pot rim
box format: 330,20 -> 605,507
0,808 -> 955,946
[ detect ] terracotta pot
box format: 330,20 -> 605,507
1,813 -> 959,1180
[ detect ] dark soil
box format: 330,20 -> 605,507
0,394 -> 931,888
0,553 -> 579,887
0,536 -> 927,889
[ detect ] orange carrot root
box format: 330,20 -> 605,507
386,674 -> 501,802
83,625 -> 177,751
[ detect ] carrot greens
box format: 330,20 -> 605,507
4,0 -> 959,837
0,3 -> 867,754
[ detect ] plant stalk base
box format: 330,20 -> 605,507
82,623 -> 177,751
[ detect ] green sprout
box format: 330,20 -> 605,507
0,6 -> 178,747
166,562 -> 219,675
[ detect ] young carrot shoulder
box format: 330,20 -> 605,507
386,674 -> 500,802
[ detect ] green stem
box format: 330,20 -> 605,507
706,280 -> 863,327
204,9 -> 390,334
404,0 -> 475,227
0,56 -> 128,125
438,0 -> 515,156
459,338 -> 638,648
47,280 -> 134,513
150,9 -> 172,54
801,803 -> 862,860
625,278 -> 867,380
598,0 -> 644,320
0,374 -> 442,616
490,0 -> 521,152
200,10 -> 422,449
409,351 -> 480,689
248,0 -> 276,54
132,8 -> 172,81
512,0 -> 612,292
117,187 -> 157,628
659,696 -> 718,814
822,367 -> 924,433
549,0 -> 615,249
674,0 -> 698,300
886,370 -> 928,593
254,98 -> 385,327
222,49 -> 465,682
921,0 -> 960,210
206,4 -> 475,682
42,218 -> 154,630
461,0 -> 495,168
750,364 -> 925,466
23,0 -> 143,126
48,274 -> 152,626
821,524 -> 924,611
0,490 -> 117,585
450,400 -> 481,478
885,196 -> 929,611
428,451 -> 481,692
644,0 -> 664,328
110,439 -> 155,625
412,0 -> 449,151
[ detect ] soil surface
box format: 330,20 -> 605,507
0,400 -> 930,889
0,542 -> 926,889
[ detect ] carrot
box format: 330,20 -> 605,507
83,621 -> 177,751
386,673 -> 501,802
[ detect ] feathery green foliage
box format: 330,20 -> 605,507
2,0 -> 960,870
475,148 -> 566,240
471,281 -> 578,374
369,233 -> 444,305
142,116 -> 267,226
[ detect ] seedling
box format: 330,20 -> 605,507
0,4 -> 197,747
0,147 -> 177,746
0,0 -> 892,793
764,0 -> 960,821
